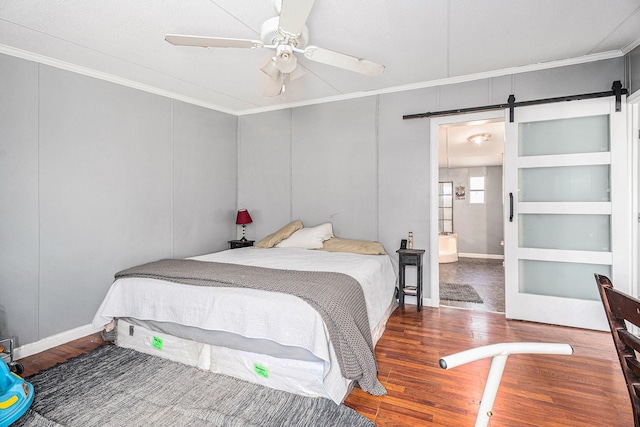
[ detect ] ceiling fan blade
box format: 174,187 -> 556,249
165,34 -> 263,49
278,0 -> 315,37
303,46 -> 385,76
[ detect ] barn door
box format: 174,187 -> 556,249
504,97 -> 630,330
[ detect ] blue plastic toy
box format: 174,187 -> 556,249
0,359 -> 33,427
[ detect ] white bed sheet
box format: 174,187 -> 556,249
92,247 -> 397,402
192,247 -> 397,333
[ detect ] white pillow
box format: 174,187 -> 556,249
276,223 -> 334,249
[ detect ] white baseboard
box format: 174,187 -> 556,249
14,324 -> 102,360
402,295 -> 434,308
458,252 -> 504,260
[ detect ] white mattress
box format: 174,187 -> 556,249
116,319 -> 334,400
92,247 -> 397,402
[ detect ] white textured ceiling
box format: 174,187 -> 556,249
1,0 -> 640,116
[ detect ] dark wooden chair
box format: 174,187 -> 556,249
595,273 -> 640,427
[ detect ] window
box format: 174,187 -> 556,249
469,176 -> 485,204
438,181 -> 453,233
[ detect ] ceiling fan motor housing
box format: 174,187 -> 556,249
261,16 -> 309,48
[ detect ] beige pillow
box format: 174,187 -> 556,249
321,237 -> 386,255
255,220 -> 303,248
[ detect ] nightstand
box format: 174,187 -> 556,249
228,239 -> 254,249
396,248 -> 425,311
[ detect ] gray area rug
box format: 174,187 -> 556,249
440,282 -> 484,303
15,345 -> 374,427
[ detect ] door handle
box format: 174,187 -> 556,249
509,192 -> 514,222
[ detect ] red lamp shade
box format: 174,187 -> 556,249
235,209 -> 253,225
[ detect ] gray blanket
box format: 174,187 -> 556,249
115,259 -> 386,396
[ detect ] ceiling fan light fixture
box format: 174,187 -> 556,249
275,44 -> 297,73
288,65 -> 305,81
468,133 -> 492,145
260,58 -> 280,78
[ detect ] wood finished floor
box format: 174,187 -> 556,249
18,306 -> 631,426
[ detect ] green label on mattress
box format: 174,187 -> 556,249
253,363 -> 269,378
152,336 -> 163,350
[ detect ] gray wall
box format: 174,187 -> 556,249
291,99 -> 379,237
239,57 -> 625,298
237,110 -> 292,241
0,51 -> 628,347
0,54 -> 238,346
627,44 -> 640,95
439,166 -> 504,256
238,98 -> 380,241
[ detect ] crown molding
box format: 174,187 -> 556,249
0,44 -> 239,116
239,50 -> 624,115
0,43 -> 624,117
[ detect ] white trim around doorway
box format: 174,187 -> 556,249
428,110 -> 506,309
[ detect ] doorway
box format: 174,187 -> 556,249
429,111 -> 506,313
428,98 -> 632,331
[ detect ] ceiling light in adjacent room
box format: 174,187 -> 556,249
467,133 -> 492,145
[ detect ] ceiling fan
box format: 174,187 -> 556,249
165,0 -> 385,96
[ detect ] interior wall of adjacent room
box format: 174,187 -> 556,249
439,166 -> 504,257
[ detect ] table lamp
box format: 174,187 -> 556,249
235,209 -> 253,241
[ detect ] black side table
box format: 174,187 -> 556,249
228,239 -> 254,249
396,248 -> 425,311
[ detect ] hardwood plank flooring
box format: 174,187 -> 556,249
19,332 -> 107,378
17,306 -> 631,426
345,306 -> 631,426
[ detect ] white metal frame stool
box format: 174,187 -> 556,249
439,342 -> 574,427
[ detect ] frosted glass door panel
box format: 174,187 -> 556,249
519,165 -> 610,202
519,260 -> 610,301
519,115 -> 609,156
519,214 -> 610,251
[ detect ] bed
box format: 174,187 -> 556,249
92,238 -> 397,404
